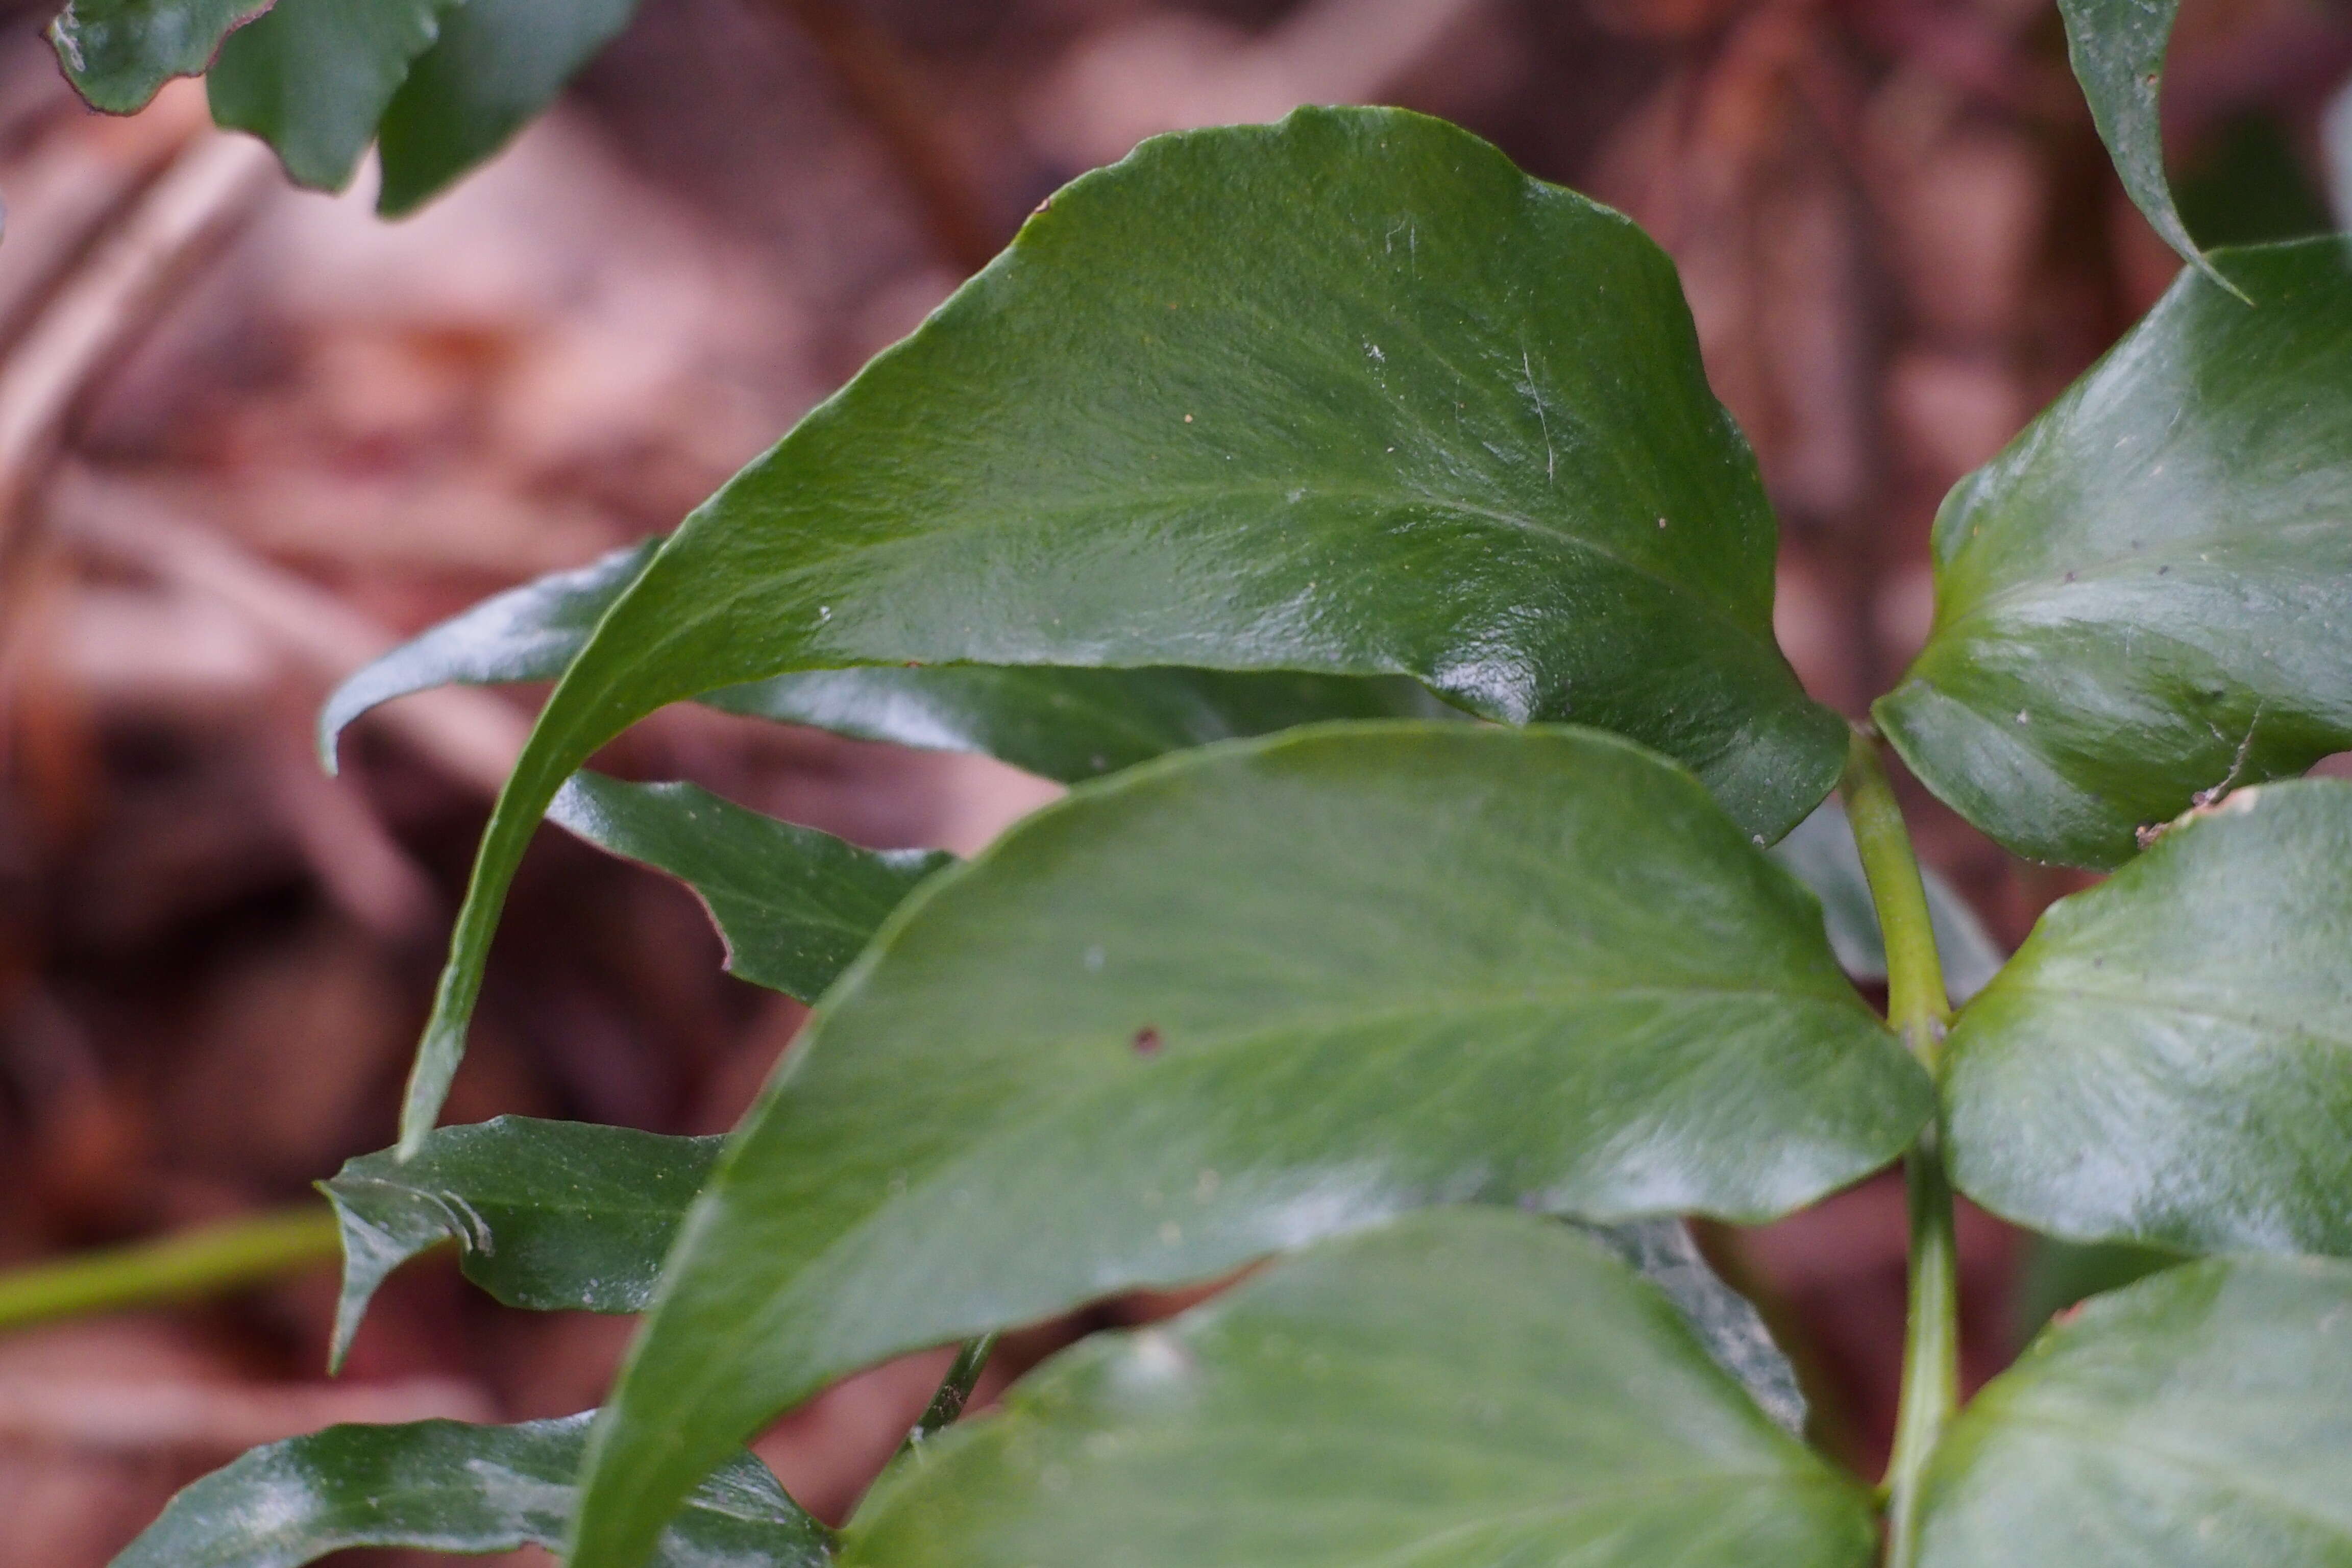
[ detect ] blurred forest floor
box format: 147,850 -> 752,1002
0,0 -> 2346,1561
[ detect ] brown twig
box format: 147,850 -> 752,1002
0,82 -> 213,359
0,132 -> 276,582
48,471 -> 532,796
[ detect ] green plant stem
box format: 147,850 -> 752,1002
0,1205 -> 342,1335
1839,728 -> 1956,1567
897,1332 -> 997,1458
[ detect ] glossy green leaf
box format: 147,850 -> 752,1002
373,0 -> 641,216
1916,1254 -> 2352,1565
319,538 -> 659,769
109,1411 -> 830,1568
565,723 -> 1925,1568
45,0 -> 266,113
403,105 -> 1847,1150
318,537 -> 1451,786
1767,799 -> 2004,1003
2056,0 -> 2238,292
846,1210 -> 1874,1568
548,772 -> 948,1000
322,1120 -> 1806,1437
206,0 -> 457,190
1874,238 -> 2352,868
323,1117 -> 720,1369
1943,777 -> 2352,1257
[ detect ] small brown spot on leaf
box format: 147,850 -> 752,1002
1132,1026 -> 1162,1056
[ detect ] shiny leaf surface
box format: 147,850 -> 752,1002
2056,0 -> 2235,289
324,1122 -> 1805,1436
319,538 -> 658,769
1874,239 -> 2352,867
707,667 -> 1456,783
1767,799 -> 2004,1003
846,1210 -> 1874,1568
372,0 -> 639,215
567,723 -> 1924,1568
548,772 -> 947,1000
404,105 -> 1846,1148
46,0 -> 265,112
318,537 -> 1450,786
109,1411 -> 829,1568
206,0 -> 456,189
1943,778 -> 2352,1257
1916,1254 -> 2352,1565
323,1117 -> 720,1369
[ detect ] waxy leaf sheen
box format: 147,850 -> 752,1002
324,1118 -> 720,1369
400,105 -> 1845,1150
109,1411 -> 829,1568
320,538 -> 659,766
846,1211 -> 1874,1568
710,667 -> 1457,783
1943,778 -> 2352,1257
318,537 -> 1450,785
564,723 -> 1924,1568
1916,1255 -> 2352,1565
2055,0 -> 2235,290
548,772 -> 948,1000
1876,239 -> 2352,867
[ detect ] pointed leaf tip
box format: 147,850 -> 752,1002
2055,0 -> 2250,301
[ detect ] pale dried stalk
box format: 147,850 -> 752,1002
50,471 -> 532,796
0,132 -> 276,576
0,1375 -> 495,1454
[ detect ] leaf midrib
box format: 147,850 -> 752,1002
868,479 -> 1771,649
649,480 -> 1781,695
707,984 -> 1886,1401
819,980 -> 1879,1111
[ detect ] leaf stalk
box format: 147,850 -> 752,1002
0,1205 -> 342,1335
897,1332 -> 998,1458
1838,728 -> 1957,1566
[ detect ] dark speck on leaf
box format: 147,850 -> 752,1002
1133,1026 -> 1162,1056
